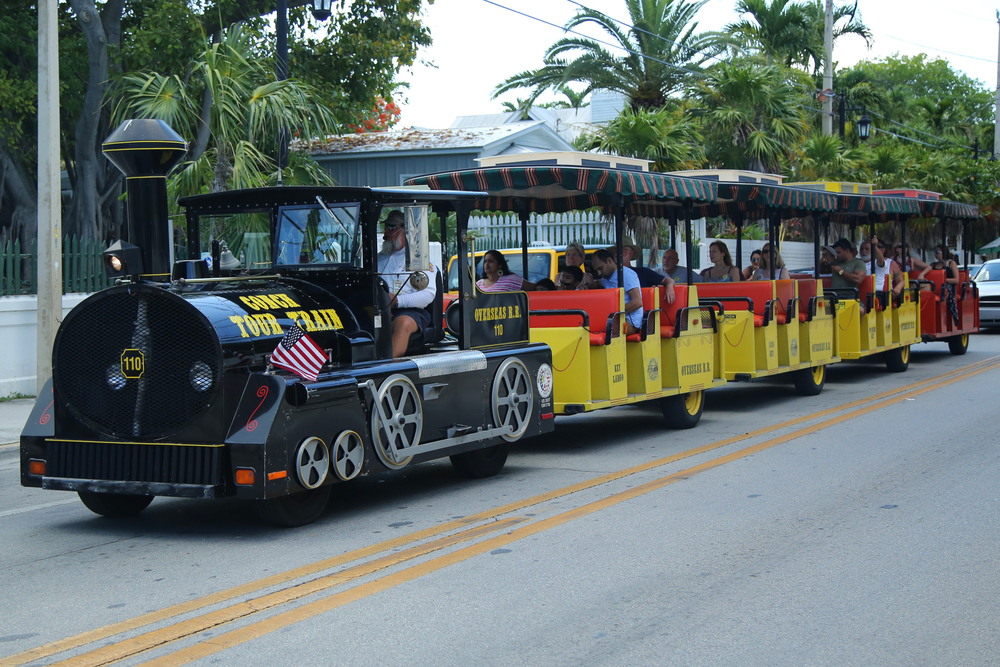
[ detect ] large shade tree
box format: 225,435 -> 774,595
0,0 -> 432,246
493,0 -> 726,110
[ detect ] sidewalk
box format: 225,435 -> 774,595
0,397 -> 35,447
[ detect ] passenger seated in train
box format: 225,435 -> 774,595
659,248 -> 702,283
558,242 -> 592,288
535,278 -> 556,291
819,245 -> 836,276
871,236 -> 904,296
558,266 -> 585,290
700,240 -> 742,283
894,243 -> 930,277
619,236 -> 676,303
749,243 -> 790,280
830,238 -> 866,289
476,249 -> 538,292
930,244 -> 961,326
584,248 -> 644,335
377,210 -> 438,358
741,249 -> 761,281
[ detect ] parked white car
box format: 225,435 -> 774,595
974,260 -> 1000,326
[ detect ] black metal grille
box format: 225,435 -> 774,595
47,441 -> 223,485
53,286 -> 222,439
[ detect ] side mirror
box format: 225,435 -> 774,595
408,271 -> 429,291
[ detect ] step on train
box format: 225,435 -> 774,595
19,121 -> 981,526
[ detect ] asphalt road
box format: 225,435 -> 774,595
2,331 -> 1000,667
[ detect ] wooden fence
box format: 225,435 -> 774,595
0,236 -> 111,296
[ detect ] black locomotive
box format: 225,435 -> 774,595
20,120 -> 553,526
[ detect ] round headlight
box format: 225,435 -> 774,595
106,363 -> 126,391
108,255 -> 123,272
189,361 -> 213,392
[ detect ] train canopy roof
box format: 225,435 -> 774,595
178,185 -> 487,214
403,166 -> 717,214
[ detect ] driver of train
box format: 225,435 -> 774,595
377,209 -> 437,358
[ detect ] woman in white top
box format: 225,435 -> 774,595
750,243 -> 790,280
476,250 -> 536,292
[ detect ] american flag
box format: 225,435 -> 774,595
269,325 -> 328,381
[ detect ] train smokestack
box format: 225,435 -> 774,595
102,120 -> 187,280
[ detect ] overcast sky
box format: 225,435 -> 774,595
396,0 -> 1000,129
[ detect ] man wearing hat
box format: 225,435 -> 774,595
610,236 -> 676,303
830,238 -> 866,289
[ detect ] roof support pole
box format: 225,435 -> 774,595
683,204 -> 694,287
734,213 -> 744,274
941,217 -> 948,255
813,214 -> 823,278
964,220 -> 972,269
515,199 -> 530,282
611,194 -> 626,289
455,201 -> 474,351
901,216 -> 908,274
433,204 -> 449,271
868,216 -> 876,277
768,213 -> 777,279
669,211 -> 677,250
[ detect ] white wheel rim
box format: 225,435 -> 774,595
332,431 -> 364,481
492,359 -> 533,442
371,374 -> 422,469
295,437 -> 330,490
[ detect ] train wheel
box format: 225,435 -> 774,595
253,485 -> 333,528
450,444 -> 509,479
793,364 -> 826,396
332,431 -> 364,481
884,345 -> 910,372
78,492 -> 153,517
947,333 -> 969,355
294,437 -> 330,490
492,358 -> 533,442
371,374 -> 423,469
661,390 -> 703,429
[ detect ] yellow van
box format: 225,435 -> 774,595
446,244 -> 605,292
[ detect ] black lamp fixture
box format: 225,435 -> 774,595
310,0 -> 332,21
103,240 -> 144,280
838,92 -> 872,142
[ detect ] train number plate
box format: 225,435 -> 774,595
121,349 -> 144,379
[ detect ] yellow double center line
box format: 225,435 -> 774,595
7,356 -> 998,667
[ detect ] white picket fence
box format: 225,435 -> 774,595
466,211 -> 613,250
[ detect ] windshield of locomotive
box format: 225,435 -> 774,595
198,212 -> 272,269
275,203 -> 361,267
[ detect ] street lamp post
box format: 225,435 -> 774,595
838,93 -> 872,141
276,0 -> 332,181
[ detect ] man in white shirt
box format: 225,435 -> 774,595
376,210 -> 437,358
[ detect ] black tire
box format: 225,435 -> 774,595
793,364 -> 826,396
78,492 -> 153,518
450,444 -> 509,479
884,345 -> 911,373
661,390 -> 704,429
948,333 -> 970,355
252,485 -> 333,528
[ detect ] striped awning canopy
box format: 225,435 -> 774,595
403,166 -> 717,214
691,183 -> 838,218
838,193 -> 921,216
919,199 -> 980,220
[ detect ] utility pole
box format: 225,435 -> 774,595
37,0 -> 62,394
822,0 -> 834,136
995,10 -> 1000,157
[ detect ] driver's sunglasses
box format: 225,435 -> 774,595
383,223 -> 402,232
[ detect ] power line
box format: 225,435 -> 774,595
872,127 -> 945,149
884,34 -> 996,64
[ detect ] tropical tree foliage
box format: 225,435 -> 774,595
0,0 -> 433,244
493,0 -> 726,110
690,61 -> 809,173
579,106 -> 704,171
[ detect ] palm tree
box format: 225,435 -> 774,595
580,106 -> 704,171
727,0 -> 815,68
493,0 -> 726,110
792,133 -> 860,180
801,1 -> 872,73
117,26 -> 337,195
690,61 -> 809,173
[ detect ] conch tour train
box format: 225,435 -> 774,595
19,120 -> 981,526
